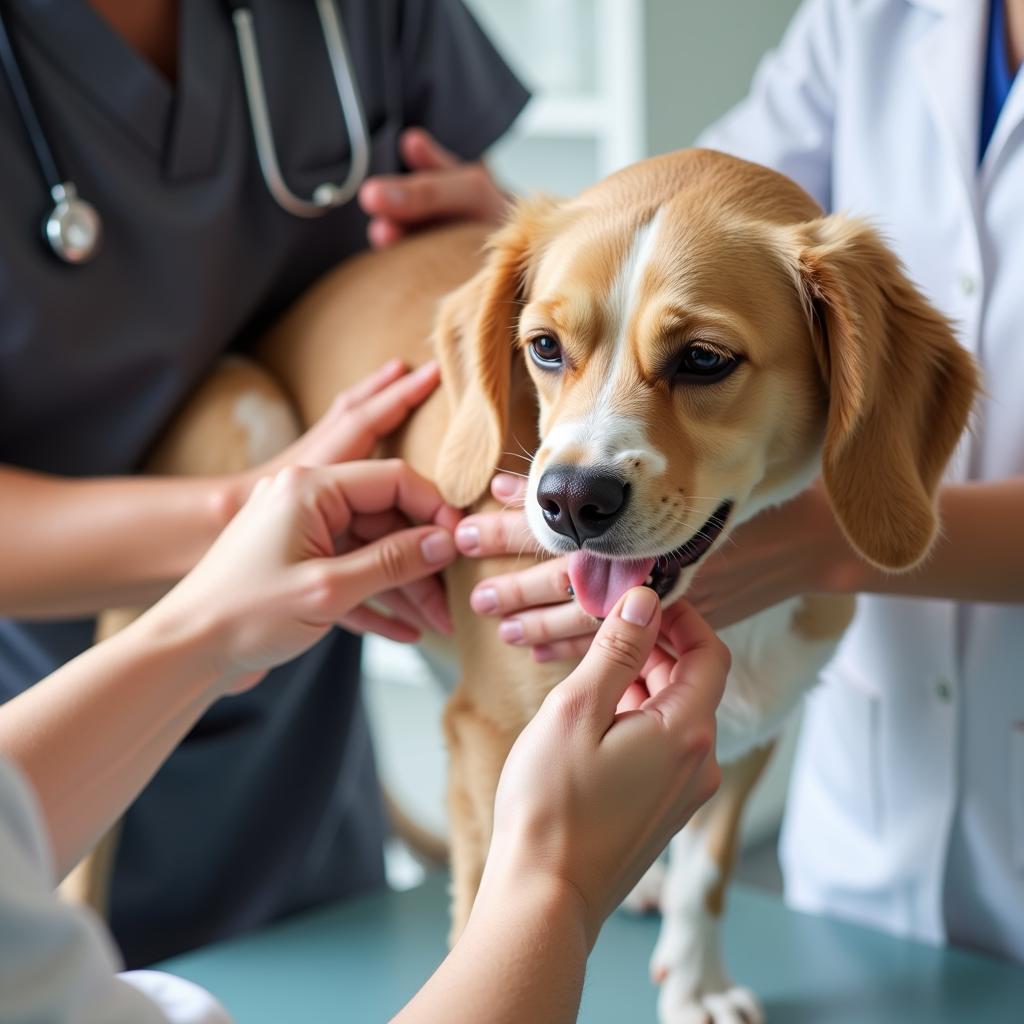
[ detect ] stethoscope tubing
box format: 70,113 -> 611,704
0,0 -> 370,265
230,0 -> 370,216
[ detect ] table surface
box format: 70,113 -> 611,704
160,874 -> 1024,1023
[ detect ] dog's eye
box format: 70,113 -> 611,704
674,343 -> 738,383
529,334 -> 563,369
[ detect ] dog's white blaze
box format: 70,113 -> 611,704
541,212 -> 669,476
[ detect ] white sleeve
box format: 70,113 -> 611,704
0,757 -> 231,1024
696,0 -> 844,210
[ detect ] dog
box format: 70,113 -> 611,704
83,149 -> 977,1023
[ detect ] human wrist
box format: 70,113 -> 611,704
211,473 -> 251,531
473,838 -> 595,950
803,484 -> 865,594
126,599 -> 238,705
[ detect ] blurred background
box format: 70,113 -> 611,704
366,0 -> 804,894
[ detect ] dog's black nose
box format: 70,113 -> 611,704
537,466 -> 629,544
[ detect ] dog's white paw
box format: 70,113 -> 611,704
657,982 -> 764,1024
651,913 -> 763,1024
621,859 -> 666,914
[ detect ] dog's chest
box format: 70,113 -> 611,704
714,598 -> 842,763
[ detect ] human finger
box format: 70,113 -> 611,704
496,601 -> 597,648
381,573 -> 453,636
304,523 -> 456,619
490,473 -> 527,504
399,127 -> 461,171
616,680 -> 650,714
358,163 -> 499,224
338,605 -> 421,644
367,217 -> 405,249
332,358 -> 408,411
371,588 -> 434,635
554,588 -> 662,728
313,460 -> 454,536
336,362 -> 440,456
348,509 -> 411,544
532,636 -> 593,664
469,557 -> 572,616
644,601 -> 730,728
455,510 -> 538,558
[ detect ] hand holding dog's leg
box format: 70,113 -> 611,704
395,590 -> 726,1024
0,461 -> 459,876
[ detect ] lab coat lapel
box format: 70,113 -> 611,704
980,71 -> 1024,185
911,0 -> 988,208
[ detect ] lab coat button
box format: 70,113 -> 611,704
935,677 -> 953,701
959,273 -> 977,296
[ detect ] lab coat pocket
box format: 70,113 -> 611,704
1012,723 -> 1024,872
808,665 -> 884,838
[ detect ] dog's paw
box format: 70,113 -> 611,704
621,859 -> 666,914
657,983 -> 764,1024
651,915 -> 763,1024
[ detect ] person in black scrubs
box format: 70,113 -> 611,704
0,0 -> 527,966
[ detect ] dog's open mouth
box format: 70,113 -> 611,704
567,500 -> 733,619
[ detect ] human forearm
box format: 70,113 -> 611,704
0,465 -> 242,618
834,477 -> 1024,603
0,607 -> 225,876
394,870 -> 589,1024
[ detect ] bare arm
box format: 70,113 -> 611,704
839,477 -> 1024,602
0,359 -> 442,621
0,466 -> 236,618
395,598 -> 725,1024
684,476 -> 1024,630
0,461 -> 460,876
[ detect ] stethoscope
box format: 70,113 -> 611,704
0,0 -> 369,266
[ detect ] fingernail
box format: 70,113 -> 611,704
621,588 -> 658,626
420,530 -> 455,564
491,474 -> 521,500
413,360 -> 438,380
385,185 -> 406,206
498,619 -> 525,644
471,586 -> 498,614
533,645 -> 553,663
455,524 -> 480,554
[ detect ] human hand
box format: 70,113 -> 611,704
476,590 -> 726,947
145,461 -> 460,695
230,359 -> 450,636
685,481 -> 860,629
358,128 -> 511,248
455,474 -> 599,662
254,358 -> 441,480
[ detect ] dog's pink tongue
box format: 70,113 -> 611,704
568,552 -> 656,619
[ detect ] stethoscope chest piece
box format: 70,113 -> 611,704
44,182 -> 102,264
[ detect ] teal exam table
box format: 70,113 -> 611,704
160,874 -> 1024,1022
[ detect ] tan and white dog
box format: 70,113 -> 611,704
86,149 -> 977,1023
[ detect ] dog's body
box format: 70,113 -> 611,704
92,150 -> 977,1023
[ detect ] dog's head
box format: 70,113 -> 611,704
434,149 -> 979,617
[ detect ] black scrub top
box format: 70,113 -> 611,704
0,0 -> 528,966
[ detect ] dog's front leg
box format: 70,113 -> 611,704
652,743 -> 774,1024
443,694 -> 517,944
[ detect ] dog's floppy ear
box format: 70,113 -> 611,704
433,196 -> 558,507
788,216 -> 979,569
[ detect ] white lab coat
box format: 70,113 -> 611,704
0,757 -> 231,1023
699,0 -> 1024,961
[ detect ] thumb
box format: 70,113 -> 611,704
558,587 -> 662,727
308,526 -> 456,616
399,127 -> 460,171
